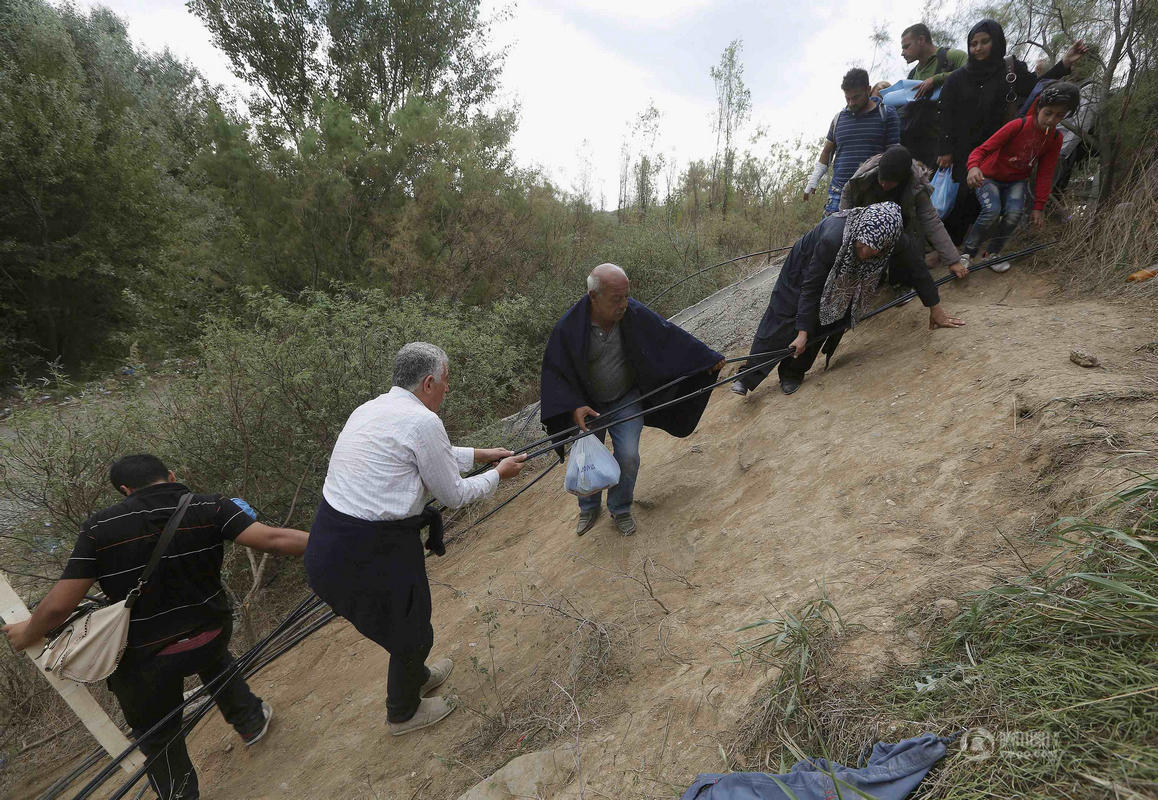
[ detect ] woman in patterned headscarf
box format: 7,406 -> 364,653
731,202 -> 964,397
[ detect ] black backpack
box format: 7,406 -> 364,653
900,47 -> 951,141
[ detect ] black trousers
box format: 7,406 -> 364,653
107,619 -> 263,800
739,319 -> 844,391
943,183 -> 980,246
306,498 -> 434,723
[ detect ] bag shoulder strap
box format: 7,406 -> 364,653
936,46 -> 950,74
126,492 -> 194,609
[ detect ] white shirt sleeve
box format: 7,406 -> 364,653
412,418 -> 499,509
452,445 -> 476,473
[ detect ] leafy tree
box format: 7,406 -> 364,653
0,0 -> 218,374
710,40 -> 751,219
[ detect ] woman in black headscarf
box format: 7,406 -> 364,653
937,19 -> 1086,243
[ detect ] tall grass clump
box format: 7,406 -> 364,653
739,475 -> 1158,799
1057,162 -> 1158,299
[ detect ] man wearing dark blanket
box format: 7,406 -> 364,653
730,202 -> 964,397
541,264 -> 725,537
306,342 -> 527,737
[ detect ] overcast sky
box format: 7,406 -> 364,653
74,0 -> 936,203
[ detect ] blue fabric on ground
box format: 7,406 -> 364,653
681,733 -> 949,800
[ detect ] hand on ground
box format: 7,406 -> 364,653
929,305 -> 966,329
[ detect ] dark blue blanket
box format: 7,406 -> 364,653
540,296 -> 723,438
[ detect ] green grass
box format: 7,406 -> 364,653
735,476 -> 1158,799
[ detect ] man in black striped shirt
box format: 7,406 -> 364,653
3,454 -> 308,800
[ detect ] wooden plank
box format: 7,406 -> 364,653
0,573 -> 145,774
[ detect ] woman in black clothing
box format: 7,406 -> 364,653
937,20 -> 1086,244
730,203 -> 964,398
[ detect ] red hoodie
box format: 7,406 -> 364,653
967,109 -> 1062,211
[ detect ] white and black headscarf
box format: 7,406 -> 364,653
818,202 -> 905,327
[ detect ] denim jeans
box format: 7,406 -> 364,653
577,389 -> 643,516
962,179 -> 1026,257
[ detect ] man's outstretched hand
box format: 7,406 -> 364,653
496,454 -> 528,480
476,447 -> 514,464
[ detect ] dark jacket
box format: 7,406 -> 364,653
756,215 -> 940,340
540,296 -> 723,440
839,154 -> 960,266
939,59 -> 1069,182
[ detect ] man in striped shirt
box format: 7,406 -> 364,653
803,68 -> 901,214
3,454 -> 308,800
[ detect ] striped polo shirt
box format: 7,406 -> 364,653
825,99 -> 900,211
61,482 -> 254,660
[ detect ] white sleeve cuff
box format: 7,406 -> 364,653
452,445 -> 475,473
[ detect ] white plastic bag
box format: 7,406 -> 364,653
564,434 -> 621,497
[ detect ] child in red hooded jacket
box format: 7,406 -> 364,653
961,81 -> 1080,272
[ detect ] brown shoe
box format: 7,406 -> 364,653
389,696 -> 455,736
576,507 -> 601,536
421,657 -> 453,695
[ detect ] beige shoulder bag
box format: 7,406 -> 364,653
37,493 -> 194,683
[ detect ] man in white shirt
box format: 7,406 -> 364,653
306,342 -> 526,736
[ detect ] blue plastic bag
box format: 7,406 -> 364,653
564,434 -> 621,497
879,78 -> 942,106
930,167 -> 958,218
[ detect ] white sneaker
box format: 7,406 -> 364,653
959,253 -> 971,270
989,254 -> 1012,273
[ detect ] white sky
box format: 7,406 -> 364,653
73,0 -> 934,205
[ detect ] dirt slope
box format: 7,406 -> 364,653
45,266 -> 1158,799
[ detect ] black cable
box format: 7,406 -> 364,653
517,240 -> 1055,464
861,241 -> 1056,321
98,603 -> 339,800
80,238 -> 1057,799
425,459 -> 561,559
520,330 -> 848,462
74,594 -> 323,798
39,746 -> 104,800
647,246 -> 793,305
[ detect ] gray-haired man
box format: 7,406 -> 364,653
306,343 -> 526,736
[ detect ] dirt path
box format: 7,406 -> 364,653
18,267 -> 1158,799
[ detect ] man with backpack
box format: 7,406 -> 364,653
803,68 -> 901,215
898,24 -> 967,167
2,454 -> 310,800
